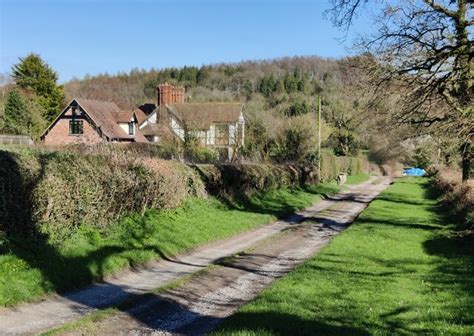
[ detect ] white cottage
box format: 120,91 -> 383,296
138,83 -> 245,161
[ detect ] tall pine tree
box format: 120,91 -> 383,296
4,90 -> 30,135
12,54 -> 64,122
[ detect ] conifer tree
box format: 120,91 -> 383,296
4,90 -> 30,135
12,53 -> 64,122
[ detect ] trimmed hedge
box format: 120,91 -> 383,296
193,154 -> 368,197
192,164 -> 315,197
0,147 -> 205,241
0,146 -> 368,242
319,152 -> 367,182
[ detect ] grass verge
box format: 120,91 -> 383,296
213,177 -> 474,335
0,182 -> 342,306
345,172 -> 370,185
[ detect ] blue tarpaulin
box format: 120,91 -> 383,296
403,167 -> 426,176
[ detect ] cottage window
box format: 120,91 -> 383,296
215,124 -> 229,145
128,122 -> 135,135
69,120 -> 83,135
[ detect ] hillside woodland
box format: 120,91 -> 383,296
1,54 -> 462,170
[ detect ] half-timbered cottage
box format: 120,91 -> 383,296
41,84 -> 245,161
139,83 -> 245,160
41,98 -> 148,145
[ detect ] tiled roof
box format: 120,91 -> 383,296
167,102 -> 243,130
75,98 -> 123,139
74,98 -> 147,142
114,111 -> 135,123
133,108 -> 148,125
140,123 -> 175,139
133,129 -> 149,143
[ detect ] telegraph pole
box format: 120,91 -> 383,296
317,95 -> 322,179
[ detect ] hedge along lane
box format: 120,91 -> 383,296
41,176 -> 387,335
0,178 -> 379,335
213,177 -> 474,335
0,146 -> 367,307
0,146 -> 368,239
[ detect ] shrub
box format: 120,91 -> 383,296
0,146 -> 368,243
380,161 -> 404,177
327,131 -> 360,156
430,165 -> 473,230
185,146 -> 218,164
284,97 -> 310,117
60,142 -> 180,161
319,151 -> 367,182
192,164 -> 317,198
194,152 -> 368,197
368,163 -> 384,176
0,147 -> 206,242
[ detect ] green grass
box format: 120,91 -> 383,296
214,177 -> 474,335
345,172 -> 370,185
0,182 -> 342,307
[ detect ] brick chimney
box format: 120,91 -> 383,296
157,83 -> 185,106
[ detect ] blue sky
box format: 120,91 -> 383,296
1,0 -> 369,83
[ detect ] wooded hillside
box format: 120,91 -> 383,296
63,56 -> 392,164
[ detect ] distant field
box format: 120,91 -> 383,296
214,178 -> 474,335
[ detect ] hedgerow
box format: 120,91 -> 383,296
319,152 -> 367,182
192,164 -> 312,197
193,153 -> 368,197
0,145 -> 368,242
0,146 -> 205,242
429,165 -> 473,230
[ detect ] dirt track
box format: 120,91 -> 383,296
0,177 -> 390,335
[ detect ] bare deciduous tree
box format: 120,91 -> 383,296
328,0 -> 473,181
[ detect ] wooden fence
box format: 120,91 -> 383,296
0,134 -> 34,145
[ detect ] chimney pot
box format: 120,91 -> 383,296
157,83 -> 185,106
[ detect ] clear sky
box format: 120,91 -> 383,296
1,0 -> 368,83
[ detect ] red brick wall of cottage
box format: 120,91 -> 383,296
43,108 -> 103,145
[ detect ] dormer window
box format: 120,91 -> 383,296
128,122 -> 135,135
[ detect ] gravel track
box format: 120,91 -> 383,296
0,177 -> 390,335
60,178 -> 390,336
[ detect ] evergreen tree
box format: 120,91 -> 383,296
179,66 -> 198,86
242,80 -> 254,98
267,74 -> 277,93
284,72 -> 298,93
259,76 -> 271,96
298,74 -> 310,93
12,54 -> 64,122
4,90 -> 30,135
284,97 -> 310,117
196,66 -> 210,84
275,78 -> 286,94
169,68 -> 179,79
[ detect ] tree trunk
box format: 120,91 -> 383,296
461,142 -> 472,182
456,0 -> 472,183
